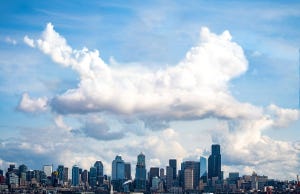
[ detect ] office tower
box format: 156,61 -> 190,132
200,156 -> 207,183
208,144 -> 222,180
89,167 -> 97,187
18,164 -> 28,174
81,170 -> 88,184
112,155 -> 125,191
169,159 -> 177,180
112,155 -> 125,180
166,166 -> 173,190
72,165 -> 80,186
94,161 -> 104,185
135,153 -> 146,191
43,165 -> 53,177
125,162 -> 131,180
149,167 -> 159,187
57,165 -> 64,184
180,161 -> 200,189
63,167 -> 68,182
160,168 -> 164,178
184,168 -> 193,190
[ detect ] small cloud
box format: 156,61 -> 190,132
23,35 -> 35,48
5,37 -> 17,45
251,50 -> 262,57
17,93 -> 48,113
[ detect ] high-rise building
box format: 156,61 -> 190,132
180,161 -> 200,190
166,166 -> 173,190
43,165 -> 53,177
208,144 -> 222,180
184,168 -> 193,190
72,165 -> 80,186
169,159 -> 177,180
124,162 -> 131,180
135,153 -> 146,191
112,155 -> 125,180
112,155 -> 125,191
57,165 -> 64,184
81,169 -> 88,184
89,167 -> 97,187
149,167 -> 159,187
63,167 -> 68,183
200,156 -> 207,183
94,161 -> 104,185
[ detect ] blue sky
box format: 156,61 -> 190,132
0,0 -> 300,179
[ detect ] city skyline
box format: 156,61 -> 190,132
0,1 -> 300,181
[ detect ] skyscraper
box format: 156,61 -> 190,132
72,165 -> 79,186
169,159 -> 177,180
94,161 -> 104,185
180,161 -> 200,190
89,167 -> 97,187
111,155 -> 125,191
135,153 -> 146,191
112,155 -> 125,180
149,167 -> 159,187
124,162 -> 131,180
57,165 -> 64,185
200,156 -> 207,183
184,168 -> 193,190
166,166 -> 173,190
208,144 -> 222,180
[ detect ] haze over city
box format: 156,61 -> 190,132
0,0 -> 300,182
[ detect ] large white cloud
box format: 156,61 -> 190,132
28,23 -> 262,122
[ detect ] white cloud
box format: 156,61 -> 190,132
33,23 -> 261,123
5,37 -> 17,45
17,93 -> 48,113
23,35 -> 35,48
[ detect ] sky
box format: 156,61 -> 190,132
0,0 -> 300,180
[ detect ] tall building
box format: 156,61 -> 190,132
135,153 -> 146,191
89,167 -> 97,187
43,165 -> 53,177
149,167 -> 159,187
184,168 -> 193,190
200,156 -> 207,183
166,166 -> 173,190
124,163 -> 131,180
72,165 -> 80,186
180,161 -> 200,190
57,165 -> 64,184
81,169 -> 88,184
94,161 -> 104,185
169,159 -> 177,180
63,167 -> 68,183
112,155 -> 125,180
208,144 -> 222,180
112,155 -> 125,191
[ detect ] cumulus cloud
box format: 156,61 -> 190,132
23,35 -> 35,48
31,23 -> 261,123
17,93 -> 48,113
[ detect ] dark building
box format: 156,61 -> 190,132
149,167 -> 159,187
57,165 -> 64,184
169,159 -> 177,180
125,162 -> 131,180
180,161 -> 200,190
135,153 -> 146,192
208,144 -> 222,180
89,167 -> 97,187
94,161 -> 104,185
